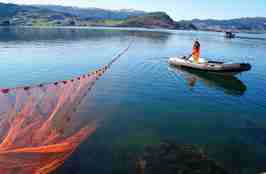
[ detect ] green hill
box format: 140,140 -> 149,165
114,12 -> 197,30
0,3 -> 192,30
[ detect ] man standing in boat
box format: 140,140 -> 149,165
192,39 -> 200,63
188,39 -> 207,64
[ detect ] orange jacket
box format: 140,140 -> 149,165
192,41 -> 200,63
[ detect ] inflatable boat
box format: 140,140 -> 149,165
168,57 -> 251,75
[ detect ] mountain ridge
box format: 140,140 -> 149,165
182,17 -> 266,32
0,3 -> 196,30
1,2 -> 266,32
34,4 -> 146,20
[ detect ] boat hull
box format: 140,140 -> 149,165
168,57 -> 251,75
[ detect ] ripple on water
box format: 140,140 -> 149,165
0,28 -> 266,174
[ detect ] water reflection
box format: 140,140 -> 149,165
0,27 -> 131,42
170,66 -> 247,96
0,69 -> 107,173
0,27 -> 170,43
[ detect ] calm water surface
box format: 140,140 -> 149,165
0,27 -> 266,174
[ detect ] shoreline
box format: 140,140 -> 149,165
0,25 -> 265,35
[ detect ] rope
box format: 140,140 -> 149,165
0,35 -> 134,94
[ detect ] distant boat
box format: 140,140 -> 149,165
225,31 -> 236,39
0,20 -> 11,26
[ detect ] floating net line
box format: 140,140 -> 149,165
0,38 -> 134,174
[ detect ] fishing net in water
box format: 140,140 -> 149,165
0,40 -> 133,174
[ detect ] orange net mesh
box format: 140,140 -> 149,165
0,37 -> 133,174
0,69 -> 106,174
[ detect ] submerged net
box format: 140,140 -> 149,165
0,40 -> 133,174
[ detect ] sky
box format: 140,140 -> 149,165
0,0 -> 265,20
